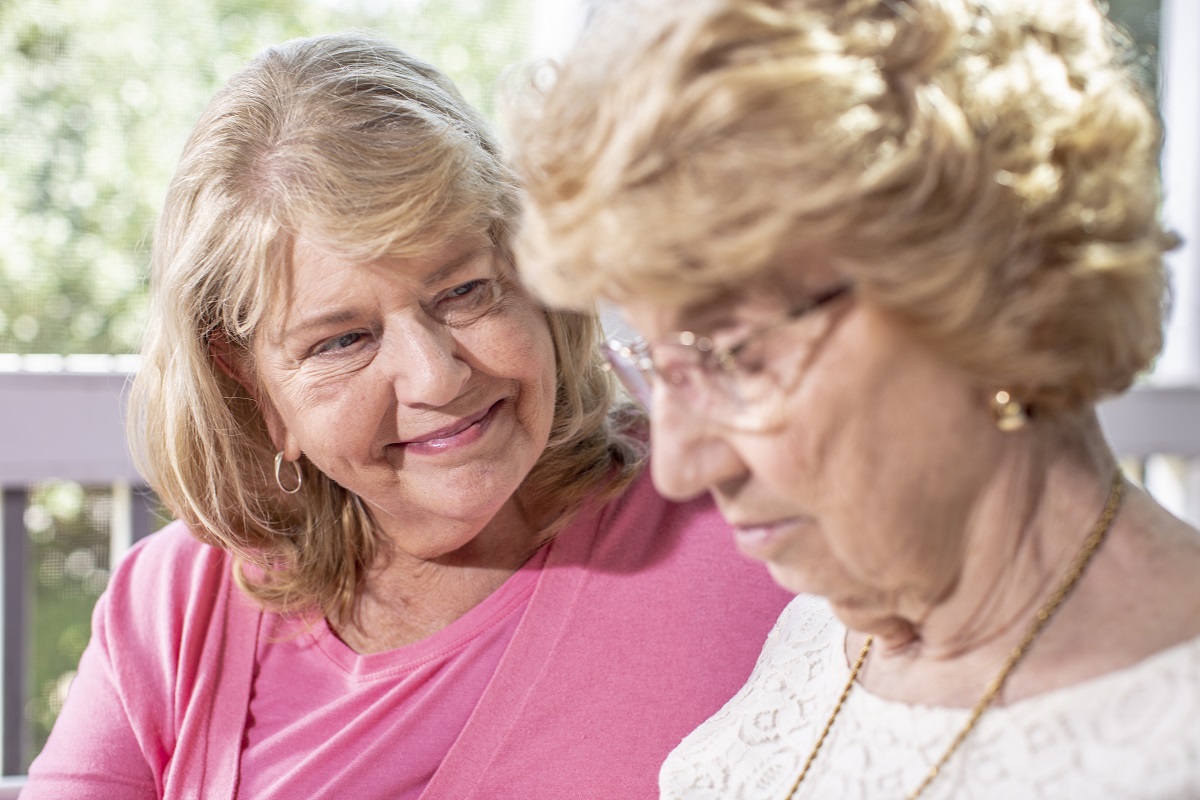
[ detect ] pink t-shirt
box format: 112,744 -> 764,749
237,546 -> 546,799
24,469 -> 793,799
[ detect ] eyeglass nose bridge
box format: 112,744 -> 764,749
674,331 -> 714,351
602,339 -> 656,408
602,340 -> 654,375
604,334 -> 736,414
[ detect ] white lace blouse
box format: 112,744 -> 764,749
660,594 -> 1200,799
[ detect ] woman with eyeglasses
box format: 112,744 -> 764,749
510,0 -> 1200,796
22,32 -> 791,800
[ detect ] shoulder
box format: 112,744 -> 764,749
27,522 -> 258,796
107,520 -> 233,603
926,635 -> 1200,795
658,595 -> 839,797
95,520 -> 246,651
569,465 -> 793,619
88,520 -> 260,720
583,468 -> 787,591
1025,631 -> 1200,737
592,466 -> 741,550
122,518 -> 228,568
773,593 -> 841,645
743,595 -> 842,691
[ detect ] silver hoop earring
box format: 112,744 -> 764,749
274,451 -> 303,494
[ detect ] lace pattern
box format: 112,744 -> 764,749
660,595 -> 1200,799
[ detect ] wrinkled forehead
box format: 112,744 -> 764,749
253,231 -> 498,334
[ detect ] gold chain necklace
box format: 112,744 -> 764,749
786,471 -> 1125,800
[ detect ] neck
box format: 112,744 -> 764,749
853,412 -> 1119,704
335,497 -> 544,654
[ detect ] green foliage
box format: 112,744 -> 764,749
0,0 -> 532,355
25,482 -> 114,764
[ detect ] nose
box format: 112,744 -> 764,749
649,384 -> 746,501
389,320 -> 471,408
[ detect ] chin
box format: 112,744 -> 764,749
764,561 -> 817,595
824,590 -> 907,638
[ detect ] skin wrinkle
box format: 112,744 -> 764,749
242,234 -> 557,651
619,276 -> 1133,707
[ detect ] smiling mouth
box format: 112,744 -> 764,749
400,400 -> 501,447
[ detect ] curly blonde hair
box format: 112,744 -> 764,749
128,32 -> 644,623
511,0 -> 1176,413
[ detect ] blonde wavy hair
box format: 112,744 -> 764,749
128,32 -> 644,623
511,0 -> 1176,413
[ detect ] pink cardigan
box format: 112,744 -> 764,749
25,471 -> 792,799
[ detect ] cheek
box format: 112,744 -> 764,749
492,305 -> 557,421
766,375 -> 854,499
273,392 -> 360,457
824,386 -> 983,585
528,324 -> 559,429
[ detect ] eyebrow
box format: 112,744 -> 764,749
675,288 -> 758,332
423,244 -> 495,287
279,309 -> 362,342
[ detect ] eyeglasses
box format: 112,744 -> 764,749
604,283 -> 853,430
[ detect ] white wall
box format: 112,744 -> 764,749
1156,0 -> 1200,384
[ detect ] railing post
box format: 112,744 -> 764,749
1,488 -> 29,775
110,481 -> 132,568
110,480 -> 156,565
132,485 -> 156,545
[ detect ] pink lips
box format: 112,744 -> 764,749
401,401 -> 501,455
730,518 -> 802,559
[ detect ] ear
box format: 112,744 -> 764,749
209,329 -> 252,390
209,331 -> 301,460
264,409 -> 303,463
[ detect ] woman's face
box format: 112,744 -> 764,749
619,272 -> 1002,629
251,234 -> 558,559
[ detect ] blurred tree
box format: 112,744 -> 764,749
0,0 -> 532,356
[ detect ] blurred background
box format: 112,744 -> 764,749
0,0 -> 1190,788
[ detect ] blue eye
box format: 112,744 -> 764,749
316,332 -> 363,354
432,277 -> 504,327
449,280 -> 483,298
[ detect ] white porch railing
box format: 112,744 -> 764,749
0,366 -> 154,787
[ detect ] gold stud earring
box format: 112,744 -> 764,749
991,390 -> 1028,432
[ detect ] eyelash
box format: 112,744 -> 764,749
314,331 -> 367,355
435,277 -> 505,324
446,279 -> 484,299
307,278 -> 499,358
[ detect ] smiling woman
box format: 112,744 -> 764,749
19,31 -> 791,800
243,237 -> 559,595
